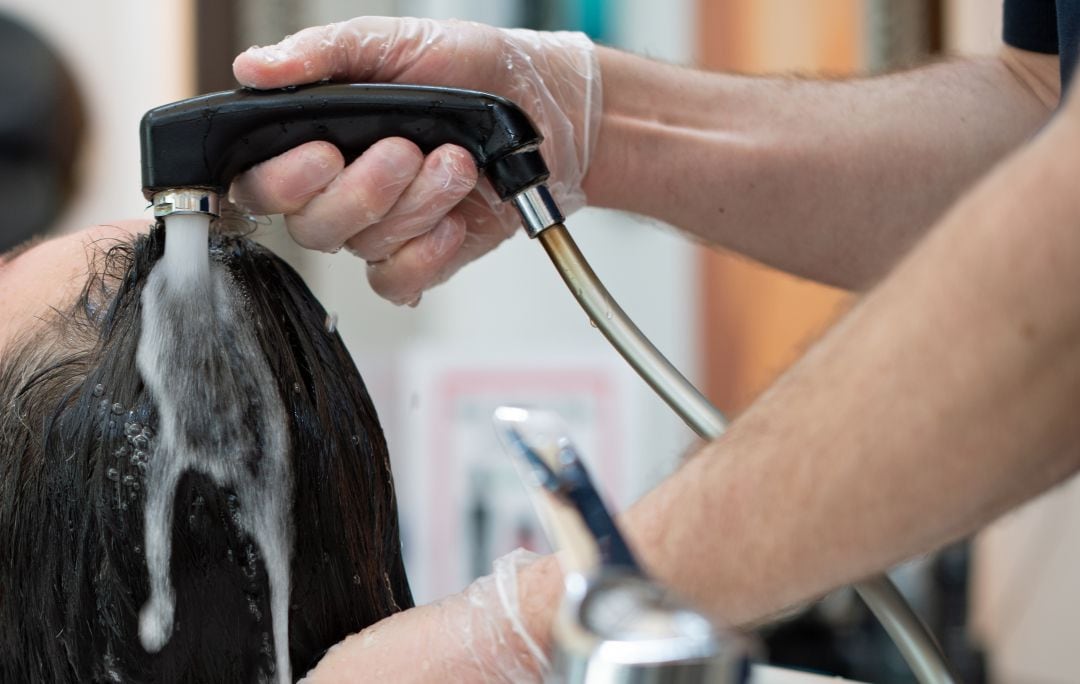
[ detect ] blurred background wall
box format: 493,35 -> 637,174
1,0 -> 1078,681
0,0 -> 194,234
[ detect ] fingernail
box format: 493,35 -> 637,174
406,294 -> 423,308
440,150 -> 475,189
437,155 -> 458,189
379,141 -> 422,183
428,217 -> 460,259
303,145 -> 336,171
245,44 -> 291,64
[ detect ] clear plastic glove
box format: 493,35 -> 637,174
231,17 -> 601,305
299,549 -> 557,683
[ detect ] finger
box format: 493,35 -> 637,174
229,141 -> 344,215
233,17 -> 442,89
432,189 -> 521,275
366,187 -> 519,303
366,213 -> 467,305
345,144 -> 478,262
287,137 -> 424,252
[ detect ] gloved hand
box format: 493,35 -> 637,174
231,17 -> 601,306
299,549 -> 559,683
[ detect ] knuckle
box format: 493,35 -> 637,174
349,229 -> 410,263
341,184 -> 384,225
344,239 -> 382,262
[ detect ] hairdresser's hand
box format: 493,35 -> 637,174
230,17 -> 600,305
300,550 -> 561,683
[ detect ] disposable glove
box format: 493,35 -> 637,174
299,549 -> 556,683
231,17 -> 601,305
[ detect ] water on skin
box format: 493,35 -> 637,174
136,214 -> 294,683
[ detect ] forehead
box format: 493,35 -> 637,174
0,221 -> 151,355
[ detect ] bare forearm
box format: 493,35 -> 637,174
585,47 -> 1059,289
619,95 -> 1080,625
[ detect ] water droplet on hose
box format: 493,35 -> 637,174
92,384 -> 105,397
111,403 -> 124,415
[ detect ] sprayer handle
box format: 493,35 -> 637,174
140,83 -> 548,202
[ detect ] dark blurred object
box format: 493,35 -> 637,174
762,540 -> 986,683
196,0 -> 239,92
866,0 -> 944,73
0,13 -> 85,251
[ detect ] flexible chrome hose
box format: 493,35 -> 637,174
537,223 -> 957,684
537,225 -> 725,438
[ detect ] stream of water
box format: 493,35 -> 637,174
136,215 -> 293,683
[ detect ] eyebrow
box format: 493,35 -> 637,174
0,235 -> 47,264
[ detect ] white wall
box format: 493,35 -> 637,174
0,0 -> 196,232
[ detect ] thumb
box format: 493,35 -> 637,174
233,17 -> 440,89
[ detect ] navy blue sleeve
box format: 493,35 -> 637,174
1004,0 -> 1059,53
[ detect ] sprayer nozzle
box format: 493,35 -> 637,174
140,84 -> 551,203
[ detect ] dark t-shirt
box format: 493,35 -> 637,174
1004,0 -> 1080,87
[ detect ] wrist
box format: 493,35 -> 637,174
515,552 -> 564,655
490,28 -> 599,215
580,48 -> 756,216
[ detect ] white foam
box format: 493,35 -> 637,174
136,217 -> 293,683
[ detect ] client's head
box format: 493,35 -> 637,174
0,222 -> 412,682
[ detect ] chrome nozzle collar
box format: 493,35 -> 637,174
512,185 -> 564,238
151,189 -> 220,218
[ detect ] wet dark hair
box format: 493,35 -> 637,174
0,225 -> 412,681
